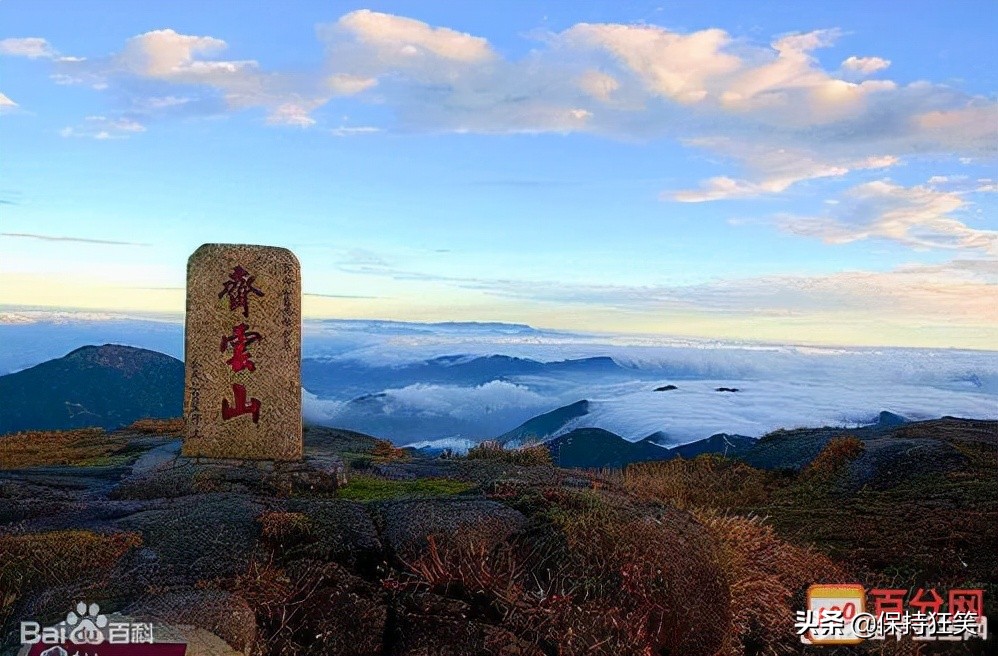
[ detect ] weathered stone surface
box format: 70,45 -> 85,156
391,597 -> 545,656
114,492 -> 262,584
262,560 -> 388,656
183,243 -> 301,461
127,589 -> 257,655
266,453 -> 347,496
131,439 -> 183,475
374,498 -> 526,562
285,499 -> 382,571
392,595 -> 546,655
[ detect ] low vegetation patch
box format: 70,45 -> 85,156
465,440 -> 552,466
336,475 -> 472,501
693,510 -> 844,655
371,438 -> 409,461
123,417 -> 185,435
0,530 -> 141,628
258,511 -> 312,547
621,454 -> 772,510
803,435 -> 864,480
0,428 -> 130,469
389,487 -> 730,655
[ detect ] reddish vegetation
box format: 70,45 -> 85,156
804,435 -> 865,479
0,428 -> 125,469
258,511 -> 312,544
371,438 -> 409,461
2,420 -> 993,654
384,490 -> 730,655
694,511 -> 844,655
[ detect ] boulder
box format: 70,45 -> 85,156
126,589 -> 256,655
114,493 -> 262,585
284,499 -> 383,572
374,499 -> 526,563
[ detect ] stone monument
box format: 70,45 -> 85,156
183,243 -> 302,461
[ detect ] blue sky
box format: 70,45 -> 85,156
0,1 -> 995,348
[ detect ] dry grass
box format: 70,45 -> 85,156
622,454 -> 771,510
693,510 -> 845,656
465,440 -> 553,466
0,530 -> 142,628
391,489 -> 729,655
226,555 -> 385,655
258,511 -> 312,545
804,435 -> 864,480
123,417 -> 185,435
371,438 -> 409,461
0,428 -> 128,469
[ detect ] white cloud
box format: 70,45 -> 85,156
671,139 -> 897,201
13,14 -> 998,191
841,55 -> 891,75
267,106 -> 315,127
0,37 -> 56,59
117,29 -> 233,79
326,73 -> 377,95
563,23 -> 740,104
5,315 -> 995,444
578,69 -> 620,101
135,95 -> 193,110
333,9 -> 496,64
913,104 -> 998,151
329,125 -> 382,137
778,180 -> 998,254
51,28 -> 335,129
0,92 -> 17,113
60,115 -> 147,139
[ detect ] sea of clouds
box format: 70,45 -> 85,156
2,310 -> 995,447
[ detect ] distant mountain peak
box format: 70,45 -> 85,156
642,431 -> 676,447
546,427 -> 671,468
875,410 -> 909,428
64,344 -> 179,378
498,399 -> 590,445
0,344 -> 183,435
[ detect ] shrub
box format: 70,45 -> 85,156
392,489 -> 730,655
227,556 -> 385,656
258,511 -> 312,546
372,439 -> 408,461
805,436 -> 865,480
466,440 -> 552,466
693,510 -> 845,655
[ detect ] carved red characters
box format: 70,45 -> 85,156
219,266 -> 264,423
219,265 -> 263,318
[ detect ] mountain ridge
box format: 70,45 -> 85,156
0,344 -> 183,435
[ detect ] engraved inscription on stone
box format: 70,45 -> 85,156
183,243 -> 302,461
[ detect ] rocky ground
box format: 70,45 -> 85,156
1,418 -> 995,656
